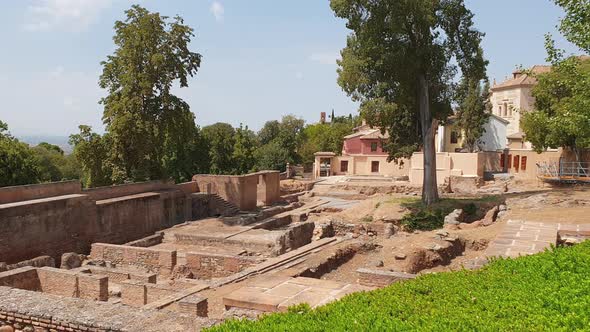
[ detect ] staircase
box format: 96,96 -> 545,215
209,194 -> 240,217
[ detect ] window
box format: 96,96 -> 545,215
340,160 -> 349,172
500,153 -> 505,168
450,131 -> 459,144
507,154 -> 512,169
504,102 -> 510,117
514,155 -> 520,172
371,161 -> 380,173
370,142 -> 378,152
521,156 -> 527,171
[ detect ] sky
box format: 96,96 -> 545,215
0,0 -> 583,137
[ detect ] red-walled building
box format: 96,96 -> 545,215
314,124 -> 410,178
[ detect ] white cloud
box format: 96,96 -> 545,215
23,0 -> 113,32
295,71 -> 304,80
309,52 -> 341,65
210,1 -> 224,22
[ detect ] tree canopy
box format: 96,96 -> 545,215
0,121 -> 40,187
454,78 -> 491,152
331,0 -> 487,204
96,4 -> 202,183
521,0 -> 590,160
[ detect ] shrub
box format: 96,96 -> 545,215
463,202 -> 477,217
207,241 -> 590,331
400,209 -> 446,231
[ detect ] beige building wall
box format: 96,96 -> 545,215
489,86 -> 535,150
409,152 -> 486,185
313,154 -> 410,179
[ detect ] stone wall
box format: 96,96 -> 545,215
0,267 -> 108,301
185,252 -> 259,279
0,286 -> 212,332
256,171 -> 281,206
0,181 -> 192,265
193,174 -> 258,210
90,243 -> 177,276
356,268 -> 416,287
0,180 -> 81,204
0,256 -> 55,273
0,194 -> 96,264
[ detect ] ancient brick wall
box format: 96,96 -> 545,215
356,268 -> 416,287
185,252 -> 259,279
193,174 -> 258,210
0,180 -> 81,204
0,194 -> 97,264
90,243 -> 177,276
0,182 -> 190,264
0,267 -> 40,291
256,171 -> 281,206
0,286 -> 211,332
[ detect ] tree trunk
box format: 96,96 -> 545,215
419,75 -> 439,205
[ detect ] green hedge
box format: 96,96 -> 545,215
207,242 -> 590,331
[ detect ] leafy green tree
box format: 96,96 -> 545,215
32,144 -> 64,182
254,140 -> 291,171
0,121 -> 40,187
201,123 -> 236,174
521,0 -> 590,161
553,0 -> 590,53
331,0 -> 487,205
299,122 -> 354,166
69,126 -> 112,188
522,57 -> 590,160
258,120 -> 281,145
454,79 -> 491,152
275,115 -> 305,164
232,124 -> 257,174
99,5 -> 201,183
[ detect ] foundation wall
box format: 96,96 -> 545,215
0,267 -> 40,291
193,174 -> 258,210
83,180 -> 177,201
185,252 -> 258,279
0,180 -> 81,204
256,171 -> 281,206
357,268 -> 416,287
37,267 -> 79,298
0,286 -> 206,332
0,182 -> 190,264
0,194 -> 97,264
90,243 -> 176,276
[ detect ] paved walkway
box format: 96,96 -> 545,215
485,220 -> 590,259
223,276 -> 372,313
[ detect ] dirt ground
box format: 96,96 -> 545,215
196,180 -> 590,320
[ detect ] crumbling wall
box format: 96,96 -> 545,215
185,252 -> 259,279
0,180 -> 81,204
90,243 -> 177,276
256,171 -> 281,206
0,181 -> 190,264
193,174 -> 258,210
0,194 -> 97,264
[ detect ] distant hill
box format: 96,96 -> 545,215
17,135 -> 73,154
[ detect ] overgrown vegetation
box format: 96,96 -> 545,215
208,241 -> 590,331
397,196 -> 500,231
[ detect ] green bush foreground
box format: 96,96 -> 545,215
207,242 -> 590,331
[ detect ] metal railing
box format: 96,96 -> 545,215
537,160 -> 590,182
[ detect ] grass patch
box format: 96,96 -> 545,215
207,242 -> 590,331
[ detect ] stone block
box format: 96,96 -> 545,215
286,277 -> 346,290
178,295 -> 208,317
37,267 -> 78,298
356,268 -> 416,287
121,280 -> 147,307
223,287 -> 288,312
77,274 -> 108,301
